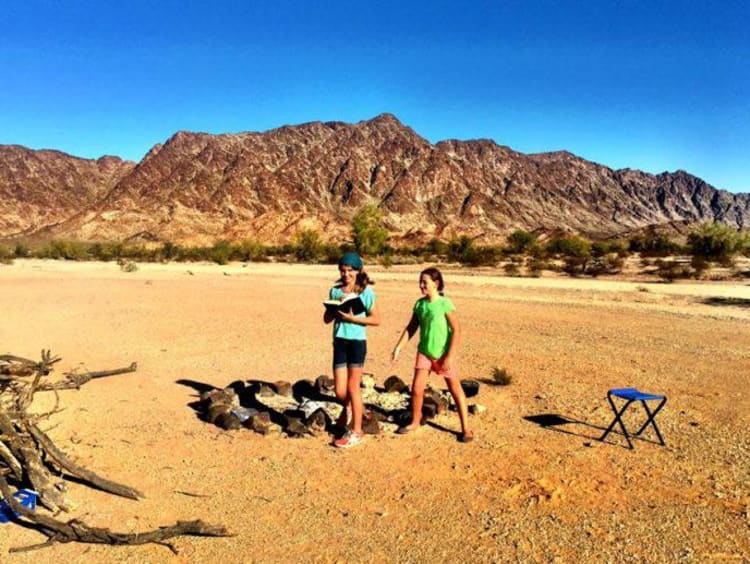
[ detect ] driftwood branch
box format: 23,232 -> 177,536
0,351 -> 228,552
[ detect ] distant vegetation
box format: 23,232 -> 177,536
2,219 -> 748,282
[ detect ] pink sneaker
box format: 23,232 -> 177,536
333,430 -> 364,448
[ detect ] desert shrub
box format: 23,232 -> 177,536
14,243 -> 29,258
687,222 -> 750,266
492,366 -> 512,386
425,238 -> 449,258
38,239 -> 89,261
505,229 -> 537,255
0,246 -> 13,264
585,254 -> 624,277
546,236 -> 591,276
690,255 -> 710,278
525,257 -> 547,277
118,258 -> 138,272
654,258 -> 692,282
503,262 -> 521,277
448,235 -> 475,263
161,240 -> 178,261
545,235 -> 591,258
293,228 -> 323,262
208,240 -> 232,265
352,204 -> 389,255
380,253 -> 394,269
235,239 -> 267,262
628,231 -> 681,256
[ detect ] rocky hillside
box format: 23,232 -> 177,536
0,146 -> 134,238
2,114 -> 748,244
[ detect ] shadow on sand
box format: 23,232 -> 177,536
523,413 -> 664,449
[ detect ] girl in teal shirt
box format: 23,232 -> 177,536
323,252 -> 381,448
392,267 -> 473,442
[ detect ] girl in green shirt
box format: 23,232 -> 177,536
392,267 -> 473,442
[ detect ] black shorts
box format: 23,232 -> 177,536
333,338 -> 367,369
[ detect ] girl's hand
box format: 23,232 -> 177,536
442,354 -> 453,372
337,311 -> 356,323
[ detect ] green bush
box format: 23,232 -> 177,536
14,243 -> 29,258
294,228 -> 323,262
0,246 -> 13,264
629,231 -> 681,256
38,239 -> 89,261
687,223 -> 749,266
654,259 -> 692,282
545,235 -> 591,258
505,229 -> 537,255
352,204 -> 389,256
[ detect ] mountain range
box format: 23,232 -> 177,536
1,113 -> 748,245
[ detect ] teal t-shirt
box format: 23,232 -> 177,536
329,286 -> 376,341
414,296 -> 455,359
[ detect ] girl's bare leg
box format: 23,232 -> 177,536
406,368 -> 429,429
333,366 -> 351,427
347,366 -> 364,434
445,376 -> 472,436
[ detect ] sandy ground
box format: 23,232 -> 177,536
1,259 -> 748,562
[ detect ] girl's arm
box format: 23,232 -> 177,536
442,311 -> 461,370
392,312 -> 419,361
337,300 -> 381,326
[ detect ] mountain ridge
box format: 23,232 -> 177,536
1,114 -> 747,245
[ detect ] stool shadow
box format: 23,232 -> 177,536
523,413 -> 662,449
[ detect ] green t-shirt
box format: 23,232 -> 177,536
329,286 -> 376,341
414,296 -> 455,359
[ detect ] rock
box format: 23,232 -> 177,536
384,375 -> 408,394
216,412 -> 242,430
461,380 -> 480,398
273,380 -> 292,397
306,409 -> 331,434
422,398 -> 439,420
315,375 -> 335,393
392,409 -> 413,427
425,387 -> 449,414
207,404 -> 228,424
258,384 -> 276,398
469,403 -> 487,415
361,373 -> 376,390
284,414 -> 313,437
246,411 -> 273,435
362,412 -> 381,435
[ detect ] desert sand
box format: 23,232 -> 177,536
1,259 -> 748,562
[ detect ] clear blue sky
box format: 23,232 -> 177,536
1,1 -> 748,193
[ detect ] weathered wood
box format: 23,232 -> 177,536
27,423 -> 143,500
0,475 -> 229,553
0,350 -> 228,551
40,363 -> 138,391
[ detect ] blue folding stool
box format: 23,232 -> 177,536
599,388 -> 667,449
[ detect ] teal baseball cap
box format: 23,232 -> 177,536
338,252 -> 363,270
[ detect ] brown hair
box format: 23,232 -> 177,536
420,267 -> 445,295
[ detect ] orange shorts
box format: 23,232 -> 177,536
415,351 -> 459,379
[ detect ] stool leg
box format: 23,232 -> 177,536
600,396 -> 634,449
634,398 -> 667,446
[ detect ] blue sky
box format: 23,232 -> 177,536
1,1 -> 748,193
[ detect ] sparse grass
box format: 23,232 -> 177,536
491,366 -> 512,386
118,259 -> 138,272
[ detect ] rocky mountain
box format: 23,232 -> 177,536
2,114 -> 748,245
0,146 -> 134,238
